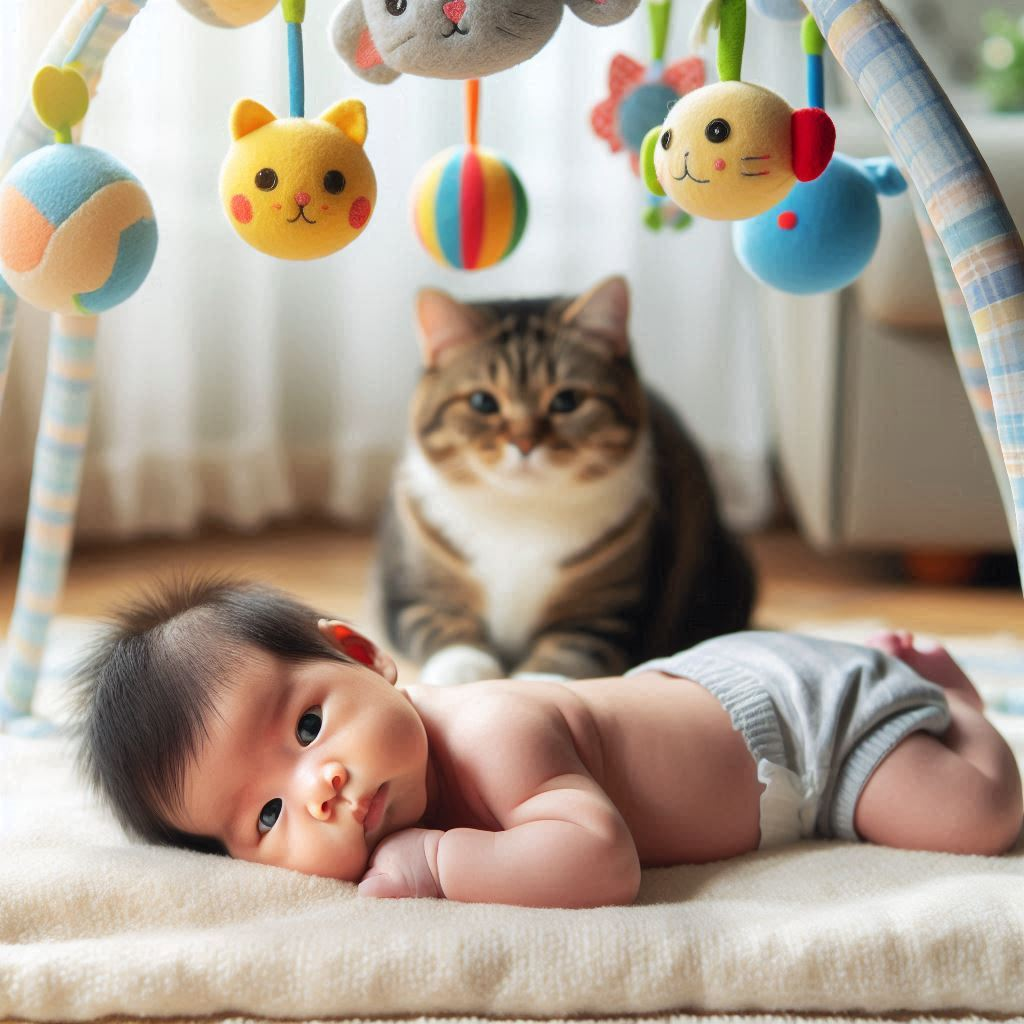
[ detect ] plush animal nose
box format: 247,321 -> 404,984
443,0 -> 466,23
294,191 -> 311,208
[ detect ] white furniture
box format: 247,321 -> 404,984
764,102 -> 1023,552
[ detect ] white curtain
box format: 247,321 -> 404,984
0,0 -> 781,538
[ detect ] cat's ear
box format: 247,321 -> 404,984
329,0 -> 402,85
319,99 -> 368,146
561,275 -> 631,356
416,288 -> 488,368
230,99 -> 277,140
318,619 -> 398,685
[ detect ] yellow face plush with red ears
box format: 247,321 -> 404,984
641,80 -> 835,222
220,98 -> 377,260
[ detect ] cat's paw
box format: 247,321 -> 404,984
419,645 -> 503,686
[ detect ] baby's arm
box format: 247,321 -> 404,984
362,697 -> 641,908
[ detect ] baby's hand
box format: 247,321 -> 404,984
358,828 -> 444,899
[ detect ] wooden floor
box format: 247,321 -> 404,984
1,523 -> 1021,647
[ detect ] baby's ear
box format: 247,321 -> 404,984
329,0 -> 402,84
318,620 -> 398,684
415,288 -> 489,369
231,99 -> 277,140
561,275 -> 631,357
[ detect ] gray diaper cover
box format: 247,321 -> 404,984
628,631 -> 951,846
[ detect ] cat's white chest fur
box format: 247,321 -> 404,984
402,438 -> 652,662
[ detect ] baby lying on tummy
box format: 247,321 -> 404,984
76,578 -> 1023,908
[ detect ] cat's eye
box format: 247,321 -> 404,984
297,707 -> 322,746
385,0 -> 407,14
255,167 -> 279,191
660,129 -> 672,150
258,798 -> 282,835
548,389 -> 582,414
469,391 -> 499,415
323,170 -> 346,195
705,118 -> 731,144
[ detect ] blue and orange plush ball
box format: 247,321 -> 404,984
411,144 -> 528,271
0,144 -> 157,316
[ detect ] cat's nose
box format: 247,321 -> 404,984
443,0 -> 466,23
509,436 -> 536,456
295,191 -> 311,208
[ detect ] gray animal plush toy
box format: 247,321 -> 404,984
330,0 -> 642,83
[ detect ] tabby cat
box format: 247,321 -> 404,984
374,276 -> 756,685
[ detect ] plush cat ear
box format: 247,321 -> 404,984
319,99 -> 368,146
230,99 -> 277,140
329,0 -> 402,85
416,289 -> 489,369
561,276 -> 631,356
317,619 -> 398,685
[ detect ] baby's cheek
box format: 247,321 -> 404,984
230,193 -> 253,225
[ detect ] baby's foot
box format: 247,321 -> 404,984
866,630 -> 984,710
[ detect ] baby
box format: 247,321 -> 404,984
75,578 -> 1023,908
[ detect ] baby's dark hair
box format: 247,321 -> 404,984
74,576 -> 353,855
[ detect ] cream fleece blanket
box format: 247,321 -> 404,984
1,620 -> 1023,1022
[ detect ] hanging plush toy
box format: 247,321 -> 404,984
330,0 -> 642,84
640,0 -> 835,221
177,0 -> 279,27
410,79 -> 527,269
220,0 -> 377,259
591,0 -> 705,231
732,16 -> 907,294
0,65 -> 157,314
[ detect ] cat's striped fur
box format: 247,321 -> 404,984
373,277 -> 755,684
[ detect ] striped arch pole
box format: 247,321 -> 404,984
803,0 -> 1024,589
0,0 -> 149,731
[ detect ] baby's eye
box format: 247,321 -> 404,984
258,798 -> 282,835
297,707 -> 322,746
549,389 -> 581,414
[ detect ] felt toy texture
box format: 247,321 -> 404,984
411,143 -> 527,269
642,80 -> 835,221
176,0 -> 279,27
592,55 -> 706,173
0,144 -> 158,315
220,98 -> 377,261
732,152 -> 907,294
329,0 -> 642,84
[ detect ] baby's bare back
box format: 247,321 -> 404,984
409,671 -> 763,867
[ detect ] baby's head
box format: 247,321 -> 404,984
76,577 -> 430,880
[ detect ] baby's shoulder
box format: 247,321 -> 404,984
412,679 -> 584,762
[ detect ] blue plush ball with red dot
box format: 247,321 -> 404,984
731,153 -> 907,295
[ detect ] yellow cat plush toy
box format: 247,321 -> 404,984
220,98 -> 376,260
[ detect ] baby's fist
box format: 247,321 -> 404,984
358,828 -> 444,899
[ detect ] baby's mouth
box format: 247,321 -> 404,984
363,783 -> 389,834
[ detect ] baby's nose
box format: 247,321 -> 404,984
443,0 -> 466,23
295,191 -> 312,208
306,761 -> 346,821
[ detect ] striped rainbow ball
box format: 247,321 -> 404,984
0,144 -> 157,316
411,144 -> 528,271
